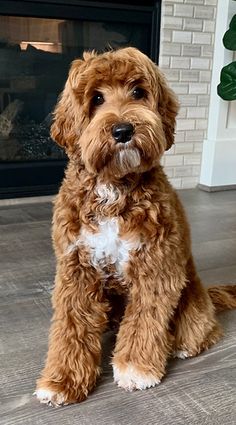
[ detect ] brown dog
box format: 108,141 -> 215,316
35,47 -> 236,406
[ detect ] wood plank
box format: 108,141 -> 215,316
0,189 -> 236,425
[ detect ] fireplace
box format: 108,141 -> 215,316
0,0 -> 161,198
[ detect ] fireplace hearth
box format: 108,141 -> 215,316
0,0 -> 161,198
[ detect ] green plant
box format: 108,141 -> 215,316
217,3 -> 236,101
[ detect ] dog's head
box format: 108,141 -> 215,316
51,47 -> 179,179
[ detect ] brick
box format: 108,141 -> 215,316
168,177 -> 182,189
172,31 -> 192,44
171,57 -> 190,69
193,143 -> 203,153
162,29 -> 172,42
196,119 -> 208,130
174,131 -> 185,143
183,18 -> 203,31
165,145 -> 175,155
185,0 -> 204,4
164,167 -> 174,178
176,119 -> 195,131
194,5 -> 215,20
171,84 -> 189,94
163,69 -> 180,82
201,45 -> 214,58
191,58 -> 210,69
174,4 -> 194,17
162,42 -> 181,56
179,95 -> 198,106
181,177 -> 199,188
203,20 -> 215,32
185,130 -> 204,142
189,83 -> 208,94
178,107 -> 187,118
192,32 -> 212,44
199,70 -> 212,82
174,143 -> 194,154
197,95 -> 210,106
182,44 -> 201,57
164,154 -> 184,166
159,57 -> 170,68
180,70 -> 200,82
163,16 -> 183,30
192,165 -> 201,175
162,4 -> 173,16
174,166 -> 193,177
204,0 -> 217,5
187,107 -> 206,118
184,154 -> 201,165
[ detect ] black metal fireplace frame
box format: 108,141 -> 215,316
0,0 -> 162,198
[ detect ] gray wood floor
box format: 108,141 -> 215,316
0,189 -> 236,425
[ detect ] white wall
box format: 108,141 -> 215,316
199,0 -> 236,189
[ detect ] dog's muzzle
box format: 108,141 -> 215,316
112,122 -> 134,144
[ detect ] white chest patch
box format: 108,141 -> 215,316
67,218 -> 141,272
95,183 -> 119,204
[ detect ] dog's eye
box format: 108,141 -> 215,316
92,92 -> 104,106
132,87 -> 145,100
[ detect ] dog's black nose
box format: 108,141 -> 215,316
112,122 -> 134,143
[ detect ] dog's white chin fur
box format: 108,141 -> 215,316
116,147 -> 141,173
112,363 -> 161,391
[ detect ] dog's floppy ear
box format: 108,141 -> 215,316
50,59 -> 84,148
156,69 -> 179,151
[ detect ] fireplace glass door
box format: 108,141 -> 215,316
0,1 -> 160,197
0,16 -> 68,163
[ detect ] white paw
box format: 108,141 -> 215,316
34,388 -> 67,407
112,363 -> 161,391
173,350 -> 190,359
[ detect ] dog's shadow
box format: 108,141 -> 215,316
101,330 -> 117,375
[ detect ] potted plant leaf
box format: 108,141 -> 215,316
217,4 -> 236,101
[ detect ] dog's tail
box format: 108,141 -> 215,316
208,285 -> 236,312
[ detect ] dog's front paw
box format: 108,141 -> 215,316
34,388 -> 68,407
112,362 -> 161,392
173,349 -> 190,360
35,379 -> 88,407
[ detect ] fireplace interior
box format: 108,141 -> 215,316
0,0 -> 161,198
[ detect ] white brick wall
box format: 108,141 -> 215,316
160,0 -> 217,188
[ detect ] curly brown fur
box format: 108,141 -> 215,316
35,47 -> 236,406
208,285 -> 236,312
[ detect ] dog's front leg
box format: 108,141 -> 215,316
112,257 -> 186,391
35,253 -> 109,406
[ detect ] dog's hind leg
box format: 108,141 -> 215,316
172,257 -> 222,359
35,250 -> 109,406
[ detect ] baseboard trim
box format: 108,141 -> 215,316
198,183 -> 236,192
0,195 -> 55,207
